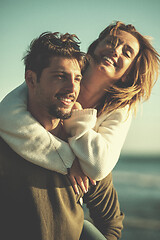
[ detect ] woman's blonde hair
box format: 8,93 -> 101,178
86,21 -> 160,114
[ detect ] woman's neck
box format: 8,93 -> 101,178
78,67 -> 108,109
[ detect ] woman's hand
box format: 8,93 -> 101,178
72,102 -> 83,110
68,158 -> 96,195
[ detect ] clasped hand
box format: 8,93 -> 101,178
68,158 -> 96,195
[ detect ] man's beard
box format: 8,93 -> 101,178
48,105 -> 72,119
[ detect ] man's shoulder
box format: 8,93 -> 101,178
0,137 -> 17,157
0,136 -> 40,174
0,137 -> 10,150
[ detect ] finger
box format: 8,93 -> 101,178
76,176 -> 87,193
69,176 -> 79,195
89,178 -> 96,186
82,177 -> 89,192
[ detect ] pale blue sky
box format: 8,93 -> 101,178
1,0 -> 160,155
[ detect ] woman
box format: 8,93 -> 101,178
0,21 -> 159,194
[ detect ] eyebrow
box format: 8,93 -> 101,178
50,71 -> 82,77
117,37 -> 135,56
106,34 -> 138,57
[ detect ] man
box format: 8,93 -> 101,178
0,32 -> 124,240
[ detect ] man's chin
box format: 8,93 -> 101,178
57,111 -> 72,120
49,107 -> 72,119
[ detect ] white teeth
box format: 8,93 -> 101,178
59,98 -> 72,102
103,56 -> 114,65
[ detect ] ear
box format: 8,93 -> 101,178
25,70 -> 37,89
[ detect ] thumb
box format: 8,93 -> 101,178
73,102 -> 83,110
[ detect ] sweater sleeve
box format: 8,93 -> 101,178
64,107 -> 132,180
0,83 -> 75,174
83,173 -> 124,240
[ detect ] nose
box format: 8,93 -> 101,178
65,76 -> 77,93
112,45 -> 123,58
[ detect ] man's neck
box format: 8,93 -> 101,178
28,100 -> 60,132
29,105 -> 67,140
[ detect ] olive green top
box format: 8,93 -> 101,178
0,137 -> 124,240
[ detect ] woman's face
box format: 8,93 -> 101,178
92,30 -> 140,84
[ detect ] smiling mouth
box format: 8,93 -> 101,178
56,94 -> 75,106
102,56 -> 117,67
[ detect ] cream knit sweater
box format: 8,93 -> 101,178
0,83 -> 132,180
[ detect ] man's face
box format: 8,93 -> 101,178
32,56 -> 82,119
92,30 -> 140,84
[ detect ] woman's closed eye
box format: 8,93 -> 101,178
124,50 -> 132,58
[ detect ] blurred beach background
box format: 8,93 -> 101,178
1,0 -> 160,239
84,154 -> 160,239
113,155 -> 160,239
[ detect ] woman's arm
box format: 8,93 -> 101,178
0,83 -> 132,182
64,106 -> 132,180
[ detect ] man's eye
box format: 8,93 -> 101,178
54,75 -> 65,80
75,77 -> 82,82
